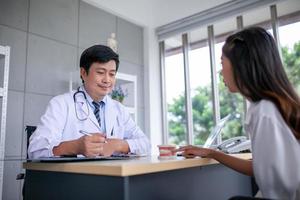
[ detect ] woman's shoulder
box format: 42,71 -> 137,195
246,99 -> 282,126
249,99 -> 278,116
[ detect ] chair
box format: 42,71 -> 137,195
24,126 -> 37,155
16,125 -> 36,180
16,126 -> 36,199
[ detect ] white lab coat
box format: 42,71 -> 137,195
28,89 -> 151,159
244,100 -> 300,200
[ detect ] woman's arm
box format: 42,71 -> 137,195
175,146 -> 253,176
210,150 -> 253,176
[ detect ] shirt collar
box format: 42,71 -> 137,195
80,85 -> 107,106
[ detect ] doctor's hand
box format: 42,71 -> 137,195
99,139 -> 130,157
77,133 -> 107,157
173,145 -> 216,158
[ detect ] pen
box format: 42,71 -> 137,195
79,130 -> 92,136
79,130 -> 108,143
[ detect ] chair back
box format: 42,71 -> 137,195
25,126 -> 36,154
16,125 -> 37,181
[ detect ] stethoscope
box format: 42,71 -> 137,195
73,86 -> 114,136
73,87 -> 89,121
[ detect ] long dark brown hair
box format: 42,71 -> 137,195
222,26 -> 300,139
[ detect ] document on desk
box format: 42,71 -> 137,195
27,154 -> 142,163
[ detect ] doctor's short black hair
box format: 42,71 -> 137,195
79,44 -> 119,73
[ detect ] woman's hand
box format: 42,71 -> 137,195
173,145 -> 217,158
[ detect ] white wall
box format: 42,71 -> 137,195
83,0 -> 153,27
143,27 -> 162,155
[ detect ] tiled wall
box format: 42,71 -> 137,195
0,0 -> 144,199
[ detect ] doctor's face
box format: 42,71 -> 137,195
81,60 -> 116,101
221,54 -> 238,93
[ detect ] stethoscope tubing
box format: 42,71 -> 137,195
73,86 -> 113,136
73,86 -> 89,121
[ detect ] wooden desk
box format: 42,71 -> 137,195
23,154 -> 253,200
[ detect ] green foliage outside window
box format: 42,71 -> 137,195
282,41 -> 300,93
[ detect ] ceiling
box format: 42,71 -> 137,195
83,0 -> 231,28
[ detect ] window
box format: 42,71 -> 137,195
164,36 -> 187,145
189,28 -> 213,145
214,18 -> 245,140
160,4 -> 300,145
279,21 -> 300,93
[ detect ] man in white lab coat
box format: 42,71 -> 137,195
28,45 -> 151,159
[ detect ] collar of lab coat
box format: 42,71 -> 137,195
76,85 -> 116,135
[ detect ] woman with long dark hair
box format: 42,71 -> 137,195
175,27 -> 300,199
